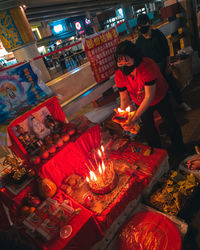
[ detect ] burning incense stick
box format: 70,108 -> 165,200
85,163 -> 92,172
88,159 -> 96,171
93,152 -> 99,168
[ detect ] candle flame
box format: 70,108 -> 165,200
89,171 -> 97,182
102,160 -> 106,172
93,173 -> 97,181
98,149 -> 102,158
118,107 -> 123,113
89,171 -> 93,180
101,145 -> 104,152
86,177 -> 89,182
125,106 -> 130,112
99,164 -> 102,174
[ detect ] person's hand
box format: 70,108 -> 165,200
186,155 -> 200,170
121,114 -> 139,131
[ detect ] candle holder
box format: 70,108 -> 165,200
87,161 -> 118,195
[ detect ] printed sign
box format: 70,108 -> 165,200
83,27 -> 119,83
0,62 -> 50,123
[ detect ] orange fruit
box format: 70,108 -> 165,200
21,206 -> 30,216
29,207 -> 36,214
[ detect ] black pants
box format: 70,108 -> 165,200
163,72 -> 183,105
140,94 -> 185,151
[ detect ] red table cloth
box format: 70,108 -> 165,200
36,191 -> 103,250
0,124 -> 168,249
38,125 -> 168,232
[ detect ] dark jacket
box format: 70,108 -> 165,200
136,29 -> 170,73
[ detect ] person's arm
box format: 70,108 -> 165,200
186,155 -> 200,170
157,29 -> 170,57
119,90 -> 131,110
131,84 -> 156,123
115,69 -> 130,110
156,29 -> 171,74
165,56 -> 171,75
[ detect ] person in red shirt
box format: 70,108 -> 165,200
115,40 -> 186,154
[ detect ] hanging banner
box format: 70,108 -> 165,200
0,62 -> 51,124
83,27 -> 119,83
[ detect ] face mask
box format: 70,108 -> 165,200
140,25 -> 150,34
119,64 -> 136,76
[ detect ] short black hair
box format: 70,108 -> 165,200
114,40 -> 143,68
137,14 -> 150,26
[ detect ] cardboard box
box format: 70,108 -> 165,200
160,3 -> 181,19
164,0 -> 178,7
171,56 -> 193,90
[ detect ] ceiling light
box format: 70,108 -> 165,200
21,5 -> 27,10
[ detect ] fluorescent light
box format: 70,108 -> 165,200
54,24 -> 63,33
32,28 -> 42,39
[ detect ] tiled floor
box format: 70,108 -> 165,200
167,73 -> 200,168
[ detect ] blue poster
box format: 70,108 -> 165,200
0,63 -> 51,123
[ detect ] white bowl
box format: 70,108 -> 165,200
60,225 -> 72,239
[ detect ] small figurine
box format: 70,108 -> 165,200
16,125 -> 32,147
29,115 -> 50,139
44,115 -> 56,130
16,124 -> 43,153
44,115 -> 62,133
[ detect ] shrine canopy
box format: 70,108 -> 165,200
7,96 -> 66,159
0,62 -> 53,146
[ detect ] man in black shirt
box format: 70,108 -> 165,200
136,14 -> 191,112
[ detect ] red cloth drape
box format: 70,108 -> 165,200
38,125 -> 101,187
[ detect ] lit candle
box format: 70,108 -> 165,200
125,106 -> 130,112
92,171 -> 97,181
98,164 -> 105,184
86,177 -> 90,182
118,107 -> 123,113
102,160 -> 106,173
89,171 -> 93,181
98,149 -> 102,158
99,164 -> 102,175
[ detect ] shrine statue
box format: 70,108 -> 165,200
29,115 -> 50,139
15,124 -> 43,153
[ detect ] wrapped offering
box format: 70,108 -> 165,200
148,170 -> 199,215
37,200 -> 74,240
23,198 -> 58,232
112,107 -> 140,134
